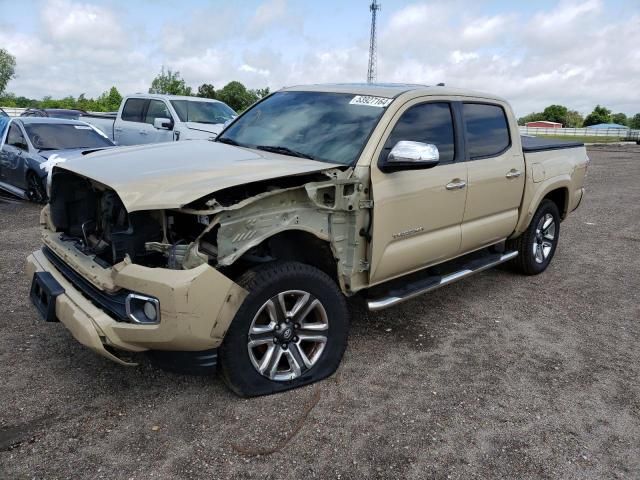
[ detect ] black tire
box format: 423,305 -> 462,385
26,171 -> 47,203
219,261 -> 349,397
507,199 -> 560,275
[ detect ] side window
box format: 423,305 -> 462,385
121,99 -> 148,123
463,103 -> 510,159
7,124 -> 28,150
382,102 -> 455,164
145,100 -> 171,125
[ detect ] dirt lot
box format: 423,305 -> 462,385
1,145 -> 638,479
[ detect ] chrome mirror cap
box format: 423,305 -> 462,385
388,141 -> 439,164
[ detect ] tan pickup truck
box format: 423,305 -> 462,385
27,84 -> 589,396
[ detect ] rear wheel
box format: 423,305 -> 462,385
220,261 -> 349,397
507,199 -> 560,275
26,171 -> 47,203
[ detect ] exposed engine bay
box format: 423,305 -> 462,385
47,166 -> 372,293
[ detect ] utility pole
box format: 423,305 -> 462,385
367,0 -> 381,84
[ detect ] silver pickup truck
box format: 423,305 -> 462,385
82,94 -> 237,146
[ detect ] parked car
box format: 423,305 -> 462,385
21,108 -> 88,120
0,117 -> 115,202
27,84 -> 589,396
81,94 -> 237,146
0,107 -> 8,117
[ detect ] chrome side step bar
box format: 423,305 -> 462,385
367,251 -> 518,311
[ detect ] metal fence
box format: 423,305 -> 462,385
1,107 -> 27,117
520,126 -> 640,141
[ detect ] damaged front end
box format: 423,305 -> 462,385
47,164 -> 372,294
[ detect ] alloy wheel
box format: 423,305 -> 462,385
247,290 -> 329,381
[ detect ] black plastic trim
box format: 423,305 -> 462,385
42,246 -> 130,322
521,135 -> 584,152
147,349 -> 219,375
30,271 -> 64,322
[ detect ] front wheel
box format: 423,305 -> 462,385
507,199 -> 560,275
26,171 -> 47,204
219,261 -> 349,397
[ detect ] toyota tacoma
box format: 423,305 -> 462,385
27,84 -> 589,396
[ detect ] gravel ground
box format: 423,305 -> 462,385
1,145 -> 639,479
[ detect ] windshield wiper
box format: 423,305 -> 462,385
255,145 -> 315,160
216,137 -> 240,146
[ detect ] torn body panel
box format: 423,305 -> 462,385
186,168 -> 373,294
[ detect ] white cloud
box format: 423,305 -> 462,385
2,0 -> 639,117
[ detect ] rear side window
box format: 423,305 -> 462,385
463,103 -> 510,159
121,99 -> 148,123
382,102 -> 455,163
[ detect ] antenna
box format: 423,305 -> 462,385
367,0 -> 381,84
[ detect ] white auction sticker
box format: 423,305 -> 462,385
349,95 -> 393,107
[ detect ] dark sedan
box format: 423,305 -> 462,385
0,117 -> 115,202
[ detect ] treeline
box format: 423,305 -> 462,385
0,68 -> 270,114
519,104 -> 640,129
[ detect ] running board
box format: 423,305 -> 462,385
367,251 -> 518,311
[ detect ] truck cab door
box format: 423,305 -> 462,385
458,102 -> 525,252
143,100 -> 175,144
115,98 -> 149,146
2,123 -> 30,190
369,100 -> 468,285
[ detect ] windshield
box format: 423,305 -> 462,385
170,100 -> 237,124
217,91 -> 389,165
24,123 -> 114,150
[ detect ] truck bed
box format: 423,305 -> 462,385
521,135 -> 584,152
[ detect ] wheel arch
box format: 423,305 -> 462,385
513,176 -> 571,236
225,227 -> 340,284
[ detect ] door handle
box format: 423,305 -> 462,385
446,179 -> 466,190
506,169 -> 522,179
114,127 -> 123,132
139,130 -> 149,135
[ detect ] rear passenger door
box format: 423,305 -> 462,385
459,102 -> 525,252
115,98 -> 148,146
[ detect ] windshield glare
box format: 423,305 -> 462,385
217,91 -> 388,165
171,100 -> 237,125
24,123 -> 114,150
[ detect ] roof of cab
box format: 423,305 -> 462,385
16,117 -> 89,126
281,83 -> 507,103
126,93 -> 224,103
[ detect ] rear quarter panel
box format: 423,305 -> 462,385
514,145 -> 588,235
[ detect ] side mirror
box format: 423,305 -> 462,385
153,117 -> 173,130
380,141 -> 440,172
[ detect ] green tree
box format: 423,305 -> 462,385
517,112 -> 544,126
197,83 -> 217,99
215,81 -> 259,112
629,113 -> 640,130
611,112 -> 628,127
252,87 -> 271,99
0,49 -> 16,96
564,110 -> 584,128
541,104 -> 568,125
583,105 -> 612,127
149,67 -> 192,96
96,86 -> 122,111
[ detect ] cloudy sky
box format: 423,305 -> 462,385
1,0 -> 639,116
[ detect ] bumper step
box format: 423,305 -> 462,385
367,251 -> 518,311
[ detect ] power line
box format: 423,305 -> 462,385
367,0 -> 381,84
